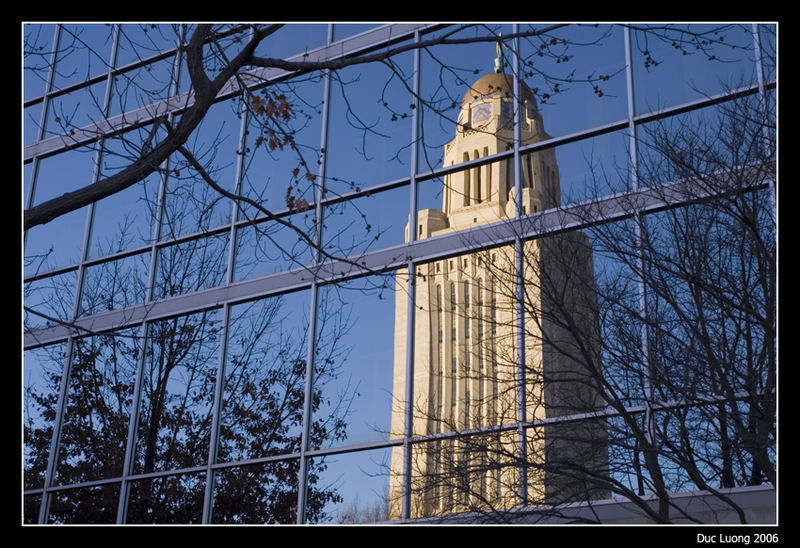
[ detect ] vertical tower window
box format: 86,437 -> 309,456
450,283 -> 456,342
464,281 -> 471,340
463,152 -> 471,206
473,149 -> 481,203
436,285 -> 443,345
476,279 -> 484,341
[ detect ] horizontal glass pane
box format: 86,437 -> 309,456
332,24 -> 381,42
211,460 -> 300,524
78,253 -> 150,317
47,483 -> 120,524
631,24 -> 758,115
23,271 -> 78,330
253,23 -> 328,60
125,472 -> 205,524
404,433 -> 520,520
153,234 -> 229,299
311,448 -> 392,524
24,494 -> 42,524
116,24 -> 184,68
322,184 -> 409,258
233,213 -> 316,280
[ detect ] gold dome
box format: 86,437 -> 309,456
461,72 -> 538,111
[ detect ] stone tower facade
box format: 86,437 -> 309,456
388,72 -> 608,519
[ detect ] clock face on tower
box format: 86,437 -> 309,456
471,103 -> 492,125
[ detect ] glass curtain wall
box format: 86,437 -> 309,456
23,23 -> 776,524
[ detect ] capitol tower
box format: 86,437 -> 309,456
388,57 -> 609,519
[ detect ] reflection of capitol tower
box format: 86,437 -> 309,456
389,63 -> 609,520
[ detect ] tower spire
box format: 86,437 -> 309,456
494,33 -> 504,73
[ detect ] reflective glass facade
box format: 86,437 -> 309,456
24,23 -> 776,524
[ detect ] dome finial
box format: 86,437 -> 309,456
494,33 -> 504,74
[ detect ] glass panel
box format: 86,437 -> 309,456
158,111 -> 238,240
606,414 -> 649,498
417,24 -> 510,174
132,309 -> 221,475
529,417 -> 610,509
109,56 -> 177,117
46,80 -> 111,139
78,253 -> 150,317
216,291 -> 309,462
312,274 -> 397,450
586,220 -> 648,410
758,24 -> 776,83
23,103 -> 42,146
24,162 -> 33,211
631,24 -> 757,115
24,494 -> 42,524
125,472 -> 205,524
25,149 -> 96,273
517,24 -> 628,138
418,25 -> 627,172
253,23 -> 328,60
24,343 -> 67,489
154,100 -> 243,240
23,271 -> 78,330
47,483 -> 120,524
210,460 -> 300,524
636,92 -> 775,190
116,24 -> 184,68
88,151 -> 161,259
235,75 -> 323,214
410,252 -> 524,439
233,213 -> 316,280
311,448 -> 392,524
405,434 -> 520,520
153,234 -> 229,300
30,146 -> 97,205
23,207 -> 87,276
322,183 -> 409,261
23,23 -> 56,101
54,328 -> 140,485
233,71 -> 325,275
51,24 -> 116,89
325,46 -> 414,189
551,130 -> 630,206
